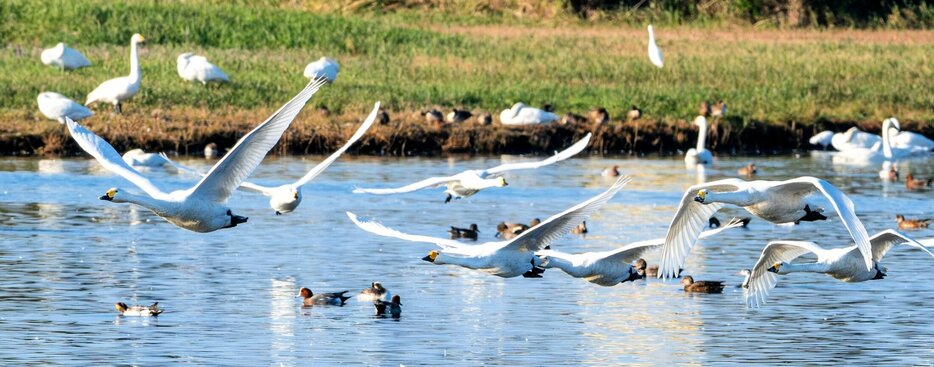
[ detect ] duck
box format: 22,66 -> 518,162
357,282 -> 391,302
446,109 -> 472,123
85,34 -> 145,113
896,214 -> 930,230
66,79 -> 328,232
422,109 -> 444,125
353,134 -> 591,203
376,295 -> 403,318
165,101 -> 378,215
37,92 -> 93,124
743,229 -> 934,307
560,112 -> 586,125
348,176 -> 631,278
499,103 -> 559,125
680,276 -> 724,293
299,287 -> 351,306
448,224 -> 479,240
203,142 -> 220,159
684,115 -> 713,166
809,130 -> 835,149
737,163 -> 757,177
711,100 -> 727,118
121,149 -> 169,167
588,107 -> 609,125
177,53 -> 229,84
496,218 -> 540,240
40,43 -> 91,71
303,57 -> 339,83
377,108 -> 390,125
626,106 -> 642,122
657,176 -> 873,278
475,113 -> 493,126
602,165 -> 620,177
647,25 -> 663,68
115,302 -> 163,316
570,221 -> 588,235
905,173 -> 932,190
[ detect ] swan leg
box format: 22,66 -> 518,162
798,204 -> 827,222
114,103 -> 122,114
522,259 -> 546,278
444,194 -> 452,204
275,211 -> 282,216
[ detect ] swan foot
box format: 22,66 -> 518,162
114,103 -> 122,114
799,204 -> 827,222
444,194 -> 452,204
275,211 -> 282,216
224,214 -> 248,228
522,267 -> 545,278
873,264 -> 886,280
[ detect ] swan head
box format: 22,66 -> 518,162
767,262 -> 785,274
421,250 -> 440,263
99,188 -> 121,202
693,189 -> 709,203
131,34 -> 145,44
497,177 -> 508,187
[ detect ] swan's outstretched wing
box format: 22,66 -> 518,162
499,176 -> 630,253
657,179 -> 745,278
604,218 -> 746,264
483,133 -> 591,175
294,102 -> 378,187
65,117 -> 167,198
188,78 -> 328,203
869,229 -> 934,261
346,212 -> 467,250
773,177 -> 872,271
352,175 -> 459,195
159,153 -> 271,195
745,240 -> 826,308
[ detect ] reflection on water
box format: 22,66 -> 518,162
0,154 -> 932,365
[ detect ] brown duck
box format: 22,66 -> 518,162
905,173 -> 932,190
496,218 -> 540,240
635,258 -> 683,279
896,214 -> 930,230
737,163 -> 757,177
680,276 -> 725,293
570,221 -> 588,235
298,287 -> 351,306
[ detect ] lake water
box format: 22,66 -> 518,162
0,153 -> 932,366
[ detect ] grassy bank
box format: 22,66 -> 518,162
0,0 -> 932,156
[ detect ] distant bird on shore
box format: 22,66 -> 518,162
681,276 -> 724,293
475,113 -> 493,126
85,33 -> 145,113
449,224 -> 479,240
896,214 -> 930,230
115,302 -> 163,317
40,43 -> 91,71
499,103 -> 559,125
684,115 -> 713,166
422,109 -> 443,125
37,92 -> 92,124
447,109 -> 472,123
602,165 -> 620,177
560,112 -> 586,125
377,108 -> 390,125
626,106 -> 642,122
299,287 -> 351,306
738,163 -> 757,176
122,149 -> 169,168
303,57 -> 339,83
906,173 -> 932,190
203,143 -> 220,159
177,53 -> 229,84
588,107 -> 609,125
647,25 -> 663,68
711,100 -> 727,118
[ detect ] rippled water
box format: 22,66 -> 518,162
0,153 -> 932,365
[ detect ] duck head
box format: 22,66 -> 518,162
469,223 -> 479,232
391,295 -> 402,306
114,302 -> 129,313
679,276 -> 695,286
298,287 -> 313,299
422,250 -> 439,263
693,189 -> 709,203
634,258 -> 647,273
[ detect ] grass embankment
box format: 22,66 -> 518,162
0,0 -> 932,156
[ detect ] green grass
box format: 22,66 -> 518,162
1,0 -> 932,125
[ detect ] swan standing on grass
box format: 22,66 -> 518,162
743,230 -> 934,307
37,92 -> 93,123
536,219 -> 744,286
65,78 -> 328,232
166,102 -> 379,215
347,176 -> 631,278
177,53 -> 229,84
353,133 -> 591,203
657,176 -> 873,278
41,43 -> 91,71
647,25 -> 663,68
303,57 -> 339,83
499,103 -> 559,125
684,116 -> 713,166
85,34 -> 145,113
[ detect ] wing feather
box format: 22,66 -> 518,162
160,153 -> 272,195
294,102 -> 379,187
483,133 -> 591,175
346,212 -> 467,250
745,241 -> 825,307
869,229 -> 934,261
352,175 -> 458,195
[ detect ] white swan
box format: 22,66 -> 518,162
684,115 -> 713,166
888,117 -> 934,151
37,92 -> 93,123
303,57 -> 339,83
121,149 -> 169,167
347,176 -> 631,278
647,25 -> 663,68
166,102 -> 379,215
830,127 -> 881,151
65,79 -> 328,232
833,118 -> 927,164
353,133 -> 591,202
808,130 -> 834,149
657,176 -> 873,278
499,103 -> 559,125
537,219 -> 743,286
177,53 -> 229,84
85,34 -> 145,113
743,230 -> 934,307
40,43 -> 91,71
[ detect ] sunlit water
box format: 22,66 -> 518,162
0,153 -> 932,366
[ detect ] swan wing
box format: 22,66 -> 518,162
188,78 -> 328,203
346,212 -> 466,250
657,179 -> 745,278
773,177 -> 873,271
159,153 -> 272,195
483,133 -> 591,175
604,217 -> 746,264
352,174 -> 459,195
745,240 -> 826,307
500,176 -> 630,253
295,102 -> 378,187
65,118 -> 167,198
868,229 -> 934,261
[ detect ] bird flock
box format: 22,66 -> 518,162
31,28 -> 934,317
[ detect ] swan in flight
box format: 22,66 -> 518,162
37,92 -> 93,123
303,57 -> 339,83
40,43 -> 91,71
66,78 -> 328,232
536,218 -> 744,286
85,34 -> 145,113
647,25 -> 663,68
743,230 -> 934,307
177,53 -> 230,84
353,133 -> 591,203
684,115 -> 713,166
166,102 -> 379,215
657,176 -> 873,278
499,103 -> 559,125
347,176 -> 631,278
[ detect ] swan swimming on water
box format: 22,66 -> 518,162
684,115 -> 713,166
85,34 -> 145,113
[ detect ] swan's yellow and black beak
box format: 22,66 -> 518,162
100,188 -> 117,201
421,250 -> 439,263
499,177 -> 508,187
767,263 -> 781,273
693,190 -> 707,203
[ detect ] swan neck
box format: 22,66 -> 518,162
881,121 -> 894,159
781,262 -> 830,274
707,190 -> 754,206
648,26 -> 655,42
129,40 -> 141,81
117,192 -> 164,213
696,118 -> 708,151
541,253 -> 574,270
